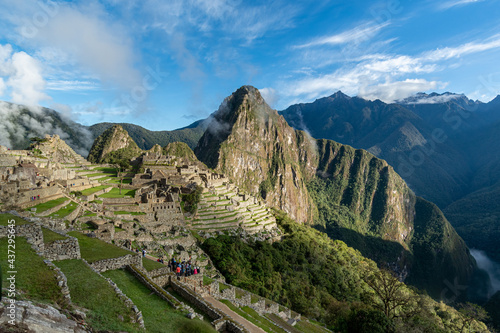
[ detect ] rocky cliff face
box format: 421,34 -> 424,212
195,86 -> 315,222
87,124 -> 142,163
31,134 -> 88,164
195,86 -> 480,298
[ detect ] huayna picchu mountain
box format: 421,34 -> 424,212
195,86 -> 486,298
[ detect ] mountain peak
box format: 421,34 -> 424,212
329,90 -> 351,100
87,124 -> 141,163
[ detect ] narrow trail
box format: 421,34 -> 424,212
203,295 -> 266,333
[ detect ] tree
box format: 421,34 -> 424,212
109,158 -> 129,195
458,303 -> 489,333
364,269 -> 418,320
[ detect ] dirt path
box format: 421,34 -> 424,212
203,295 -> 266,333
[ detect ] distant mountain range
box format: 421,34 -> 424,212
280,91 -> 500,263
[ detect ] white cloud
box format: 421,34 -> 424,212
439,0 -> 484,10
401,93 -> 463,104
46,80 -> 100,91
359,79 -> 445,102
259,87 -> 279,108
424,35 -> 500,61
295,21 -> 390,49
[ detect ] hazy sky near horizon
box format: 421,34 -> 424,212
0,0 -> 500,130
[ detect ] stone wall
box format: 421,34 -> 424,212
170,277 -> 222,321
18,186 -> 64,209
103,197 -> 139,205
43,259 -> 72,306
0,223 -> 44,252
44,236 -> 81,261
36,199 -> 70,217
90,253 -> 142,272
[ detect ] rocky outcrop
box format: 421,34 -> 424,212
87,125 -> 142,163
0,298 -> 85,333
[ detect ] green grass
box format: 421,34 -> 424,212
203,275 -> 214,285
55,260 -> 140,332
105,177 -> 133,184
25,197 -> 68,213
1,237 -> 63,304
294,320 -> 331,333
42,227 -> 67,243
0,213 -> 30,226
99,187 -> 136,198
83,211 -> 97,217
219,300 -> 287,333
90,199 -> 103,204
142,257 -> 166,271
80,185 -> 111,196
68,231 -> 134,263
94,167 -> 118,173
219,282 -> 230,292
113,211 -> 146,215
48,202 -> 78,218
102,269 -> 216,332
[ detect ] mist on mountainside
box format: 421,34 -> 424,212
471,249 -> 500,298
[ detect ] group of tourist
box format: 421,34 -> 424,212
169,258 -> 201,277
134,248 -> 202,277
30,194 -> 40,201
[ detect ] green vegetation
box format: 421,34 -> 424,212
219,299 -> 287,333
89,120 -> 206,151
113,211 -> 146,215
202,211 -> 488,332
103,269 -> 216,333
55,260 -> 140,332
181,185 -> 202,214
0,213 -> 30,226
48,201 -> 78,218
1,237 -> 63,304
142,257 -> 165,271
68,231 -> 133,263
42,227 -> 67,243
80,185 -> 111,196
99,187 -> 136,198
25,197 -> 68,214
87,125 -> 142,164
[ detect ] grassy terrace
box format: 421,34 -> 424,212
25,197 -> 68,214
192,219 -> 240,226
56,260 -> 140,332
98,187 -> 136,198
1,237 -> 63,304
104,269 -> 215,333
42,227 -> 67,243
68,231 -> 134,263
48,201 -> 78,218
80,185 -> 111,196
219,300 -> 287,333
142,257 -> 166,271
0,213 -> 30,226
105,177 -> 133,184
113,211 -> 146,215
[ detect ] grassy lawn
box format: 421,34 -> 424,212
0,213 -> 30,226
80,185 -> 111,196
105,177 -> 133,184
68,231 -> 134,263
219,300 -> 287,333
42,227 -> 67,243
142,257 -> 166,271
99,187 -> 136,198
113,211 -> 146,215
219,282 -> 230,292
25,197 -> 68,214
94,167 -> 118,174
0,237 -> 63,304
55,260 -> 140,332
203,275 -> 214,285
48,201 -> 78,218
103,269 -> 216,333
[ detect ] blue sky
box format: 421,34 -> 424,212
0,0 -> 499,130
